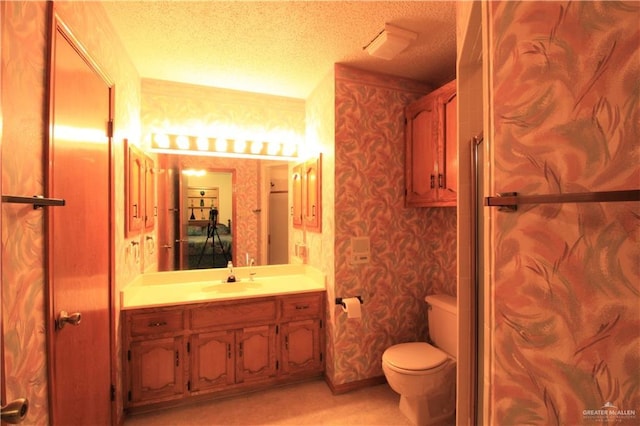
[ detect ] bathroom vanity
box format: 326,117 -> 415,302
121,265 -> 326,413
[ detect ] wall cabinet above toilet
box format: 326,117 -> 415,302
405,80 -> 457,207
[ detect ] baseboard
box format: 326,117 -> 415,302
324,375 -> 387,395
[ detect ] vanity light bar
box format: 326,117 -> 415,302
149,133 -> 299,161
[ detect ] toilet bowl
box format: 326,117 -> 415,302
382,343 -> 456,425
382,295 -> 457,426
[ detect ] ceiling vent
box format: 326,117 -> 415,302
364,23 -> 418,60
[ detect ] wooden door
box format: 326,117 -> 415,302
438,84 -> 457,204
406,100 -> 439,205
46,14 -> 113,425
128,337 -> 184,405
190,331 -> 235,392
236,325 -> 277,383
303,156 -> 322,232
281,319 -> 323,375
125,143 -> 145,236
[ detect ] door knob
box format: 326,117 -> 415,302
1,398 -> 29,424
56,311 -> 82,330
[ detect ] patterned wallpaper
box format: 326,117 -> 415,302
1,1 -> 141,423
325,65 -> 458,385
489,1 -> 640,424
10,1 -> 630,423
304,68 -> 337,379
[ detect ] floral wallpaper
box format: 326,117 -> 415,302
2,1 -> 141,423
321,65 -> 458,386
489,1 -> 639,424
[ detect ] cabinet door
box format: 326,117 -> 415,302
303,156 -> 322,232
405,80 -> 457,207
126,142 -> 145,236
291,164 -> 303,228
190,331 -> 235,393
281,319 -> 323,375
437,82 -> 458,206
144,156 -> 156,230
128,336 -> 184,405
236,325 -> 277,383
405,99 -> 439,206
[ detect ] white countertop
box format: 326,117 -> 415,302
121,264 -> 326,310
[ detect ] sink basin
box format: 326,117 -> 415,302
121,265 -> 326,309
202,280 -> 262,293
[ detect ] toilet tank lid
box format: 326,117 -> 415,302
425,294 -> 456,314
383,342 -> 448,371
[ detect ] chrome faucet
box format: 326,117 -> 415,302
249,258 -> 256,281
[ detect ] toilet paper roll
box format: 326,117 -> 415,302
341,297 -> 362,319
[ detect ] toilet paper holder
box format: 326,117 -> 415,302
335,296 -> 363,308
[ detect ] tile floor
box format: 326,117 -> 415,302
123,378 -> 413,425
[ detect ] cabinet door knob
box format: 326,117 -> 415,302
430,174 -> 435,189
438,173 -> 443,188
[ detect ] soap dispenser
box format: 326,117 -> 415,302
226,261 -> 236,283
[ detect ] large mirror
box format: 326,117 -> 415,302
155,153 -> 290,271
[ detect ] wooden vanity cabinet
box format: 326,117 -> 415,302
405,80 -> 457,207
128,336 -> 185,404
125,140 -> 157,236
123,309 -> 187,406
280,294 -> 324,375
190,325 -> 278,394
144,156 -> 156,230
303,156 -> 322,232
189,330 -> 235,393
123,292 -> 325,413
236,325 -> 278,383
291,155 -> 322,232
125,142 -> 145,235
189,299 -> 279,393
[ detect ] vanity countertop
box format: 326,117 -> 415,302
121,264 -> 325,310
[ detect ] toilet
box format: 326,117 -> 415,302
382,294 -> 457,426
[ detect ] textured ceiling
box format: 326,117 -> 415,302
101,1 -> 456,99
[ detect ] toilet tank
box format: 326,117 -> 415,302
425,295 -> 457,358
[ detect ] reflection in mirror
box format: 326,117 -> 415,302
183,171 -> 233,269
155,154 -> 290,272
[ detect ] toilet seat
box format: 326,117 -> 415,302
382,342 -> 448,373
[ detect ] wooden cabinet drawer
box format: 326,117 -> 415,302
128,310 -> 185,337
191,299 -> 277,330
281,293 -> 323,320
